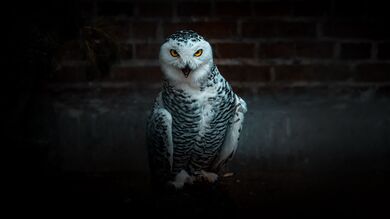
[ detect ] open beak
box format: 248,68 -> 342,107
181,65 -> 192,78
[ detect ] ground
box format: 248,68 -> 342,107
12,86 -> 390,217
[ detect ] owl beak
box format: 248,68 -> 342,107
181,65 -> 192,78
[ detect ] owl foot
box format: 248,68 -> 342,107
194,170 -> 219,184
169,169 -> 193,189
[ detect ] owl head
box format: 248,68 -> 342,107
159,30 -> 213,84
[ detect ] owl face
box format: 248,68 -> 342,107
159,30 -> 213,83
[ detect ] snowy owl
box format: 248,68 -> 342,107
146,30 -> 247,189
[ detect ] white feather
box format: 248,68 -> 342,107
159,39 -> 213,86
213,95 -> 246,169
155,93 -> 174,169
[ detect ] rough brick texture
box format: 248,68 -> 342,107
378,43 -> 390,60
274,64 -> 353,82
214,43 -> 256,59
177,1 -> 212,17
355,64 -> 390,82
162,21 -> 237,39
110,65 -> 162,82
340,43 -> 372,60
218,65 -> 271,82
215,1 -> 252,17
55,0 -> 390,90
242,21 -> 317,38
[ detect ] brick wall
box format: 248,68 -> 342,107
55,0 -> 390,92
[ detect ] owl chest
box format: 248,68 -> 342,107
170,90 -> 220,135
175,97 -> 216,127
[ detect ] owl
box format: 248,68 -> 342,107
146,30 -> 247,189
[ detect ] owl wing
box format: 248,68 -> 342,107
146,97 -> 173,186
212,95 -> 247,171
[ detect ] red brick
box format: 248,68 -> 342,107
332,1 -> 367,18
110,66 -> 162,82
340,43 -> 371,60
292,0 -> 331,17
259,42 -> 295,59
377,43 -> 390,60
118,43 -> 133,60
135,43 -> 160,59
242,21 -> 316,38
214,42 -> 256,59
258,41 -> 336,60
97,1 -> 134,16
89,18 -> 131,41
137,2 -> 172,17
177,1 -> 211,17
131,21 -> 158,40
355,64 -> 390,82
295,42 -> 334,58
57,40 -> 85,61
274,64 -> 352,82
217,65 -> 271,82
323,21 -> 390,40
215,1 -> 252,17
253,1 -> 291,17
163,21 -> 237,39
364,2 -> 390,18
79,0 -> 98,18
54,63 -> 89,82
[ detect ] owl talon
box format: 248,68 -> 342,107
170,170 -> 193,189
147,30 -> 247,190
194,170 -> 219,184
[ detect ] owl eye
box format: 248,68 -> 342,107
170,49 -> 179,57
194,49 -> 203,57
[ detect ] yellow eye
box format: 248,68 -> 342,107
194,49 -> 203,57
170,49 -> 179,57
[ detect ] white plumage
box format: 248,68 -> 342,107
146,30 -> 247,189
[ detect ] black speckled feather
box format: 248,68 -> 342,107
147,30 -> 247,187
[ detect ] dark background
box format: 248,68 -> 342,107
7,0 -> 390,216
